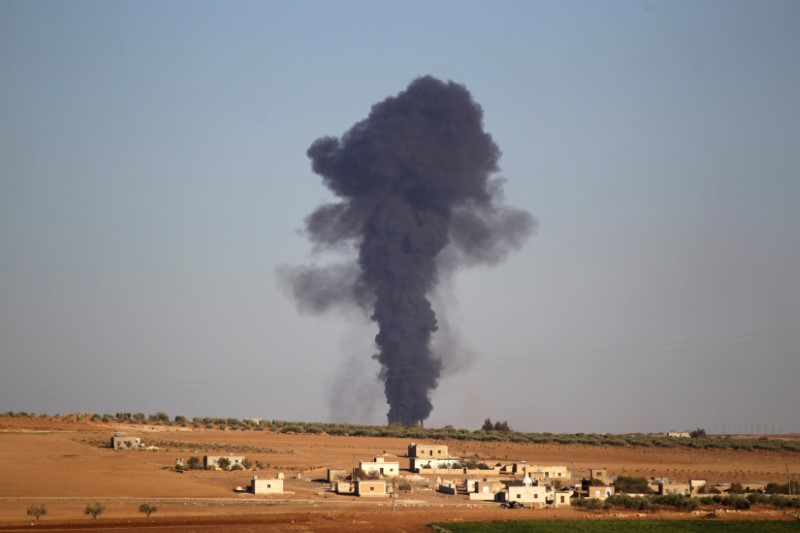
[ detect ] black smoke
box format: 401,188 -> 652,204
284,76 -> 535,425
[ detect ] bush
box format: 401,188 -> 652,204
84,503 -> 105,519
138,503 -> 158,517
187,456 -> 202,470
216,457 -> 231,470
26,504 -> 47,521
572,498 -> 605,510
613,476 -> 652,494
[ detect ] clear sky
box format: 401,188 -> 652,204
1,0 -> 798,434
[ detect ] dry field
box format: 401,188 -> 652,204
1,416 -> 798,532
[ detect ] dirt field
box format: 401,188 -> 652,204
1,416 -> 798,532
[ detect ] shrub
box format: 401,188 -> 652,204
26,504 -> 47,521
84,503 -> 105,519
138,503 -> 158,517
216,457 -> 231,470
187,456 -> 202,470
613,476 -> 652,494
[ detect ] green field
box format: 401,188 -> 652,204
429,520 -> 799,533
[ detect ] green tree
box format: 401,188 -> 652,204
187,456 -> 202,470
613,476 -> 652,494
26,504 -> 47,521
690,427 -> 707,438
216,457 -> 231,470
481,418 -> 494,431
241,457 -> 253,470
84,503 -> 105,519
138,503 -> 158,517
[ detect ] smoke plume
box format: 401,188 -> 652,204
284,76 -> 535,425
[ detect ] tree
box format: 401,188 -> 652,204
612,476 -> 652,494
187,456 -> 202,470
138,503 -> 158,518
481,418 -> 494,431
241,457 -> 253,470
493,420 -> 511,432
26,504 -> 47,521
690,428 -> 707,439
84,503 -> 105,519
216,457 -> 231,470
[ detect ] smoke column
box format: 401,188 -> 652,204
287,76 -> 535,425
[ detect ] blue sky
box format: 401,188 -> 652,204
1,0 -> 798,434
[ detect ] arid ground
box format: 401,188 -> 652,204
1,416 -> 798,532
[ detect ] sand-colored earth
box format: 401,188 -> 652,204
1,416 -> 798,531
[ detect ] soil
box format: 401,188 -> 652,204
1,416 -> 798,532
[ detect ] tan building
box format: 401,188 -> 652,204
504,484 -> 550,506
586,486 -> 614,500
111,435 -> 141,450
204,454 -> 245,470
659,481 -> 691,496
467,478 -> 505,501
355,479 -> 387,497
408,442 -> 448,459
519,464 -> 570,482
359,455 -> 400,477
250,476 -> 283,494
327,469 -> 348,482
589,468 -> 609,482
553,488 -> 574,507
689,478 -> 707,494
668,432 -> 691,438
335,481 -> 354,495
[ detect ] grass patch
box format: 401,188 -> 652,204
428,520 -> 800,533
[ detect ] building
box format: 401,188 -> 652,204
668,432 -> 691,438
501,475 -> 571,508
467,478 -> 505,501
659,481 -> 691,496
250,476 -> 283,494
518,464 -> 570,482
327,469 -> 348,482
335,481 -> 354,495
359,455 -> 400,477
689,478 -> 707,494
111,435 -> 141,450
408,442 -> 448,459
355,479 -> 387,497
204,454 -> 246,470
589,468 -> 609,482
586,486 -> 614,500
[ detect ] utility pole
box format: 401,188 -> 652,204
787,464 -> 792,496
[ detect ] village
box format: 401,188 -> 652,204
111,432 -> 783,509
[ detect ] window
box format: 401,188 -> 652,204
370,486 -> 375,492
534,493 -> 538,499
560,496 -> 565,503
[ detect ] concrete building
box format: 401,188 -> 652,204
659,481 -> 691,496
589,468 -> 609,482
518,464 -> 570,482
408,442 -> 449,459
111,435 -> 141,450
359,455 -> 400,477
689,478 -> 707,494
204,454 -> 246,470
668,432 -> 691,438
335,481 -> 354,495
467,478 -> 505,501
504,484 -> 550,506
355,479 -> 387,497
586,486 -> 614,500
250,476 -> 283,494
327,468 -> 348,482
